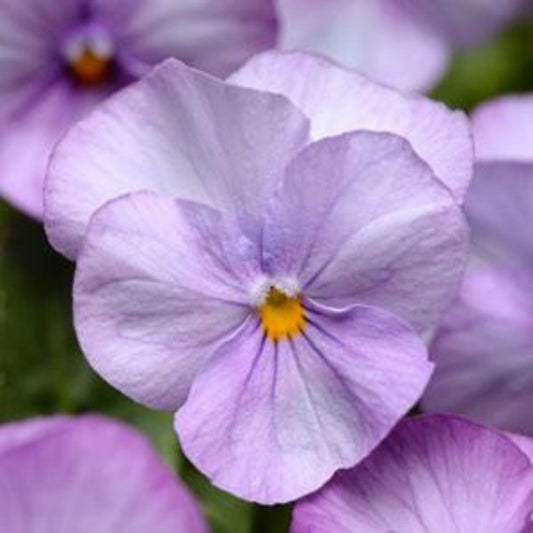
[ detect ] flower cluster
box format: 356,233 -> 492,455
1,0 -> 533,531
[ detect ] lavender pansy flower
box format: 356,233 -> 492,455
0,415 -> 208,532
45,52 -> 473,262
292,414 -> 533,533
0,0 -> 276,218
46,58 -> 470,503
423,95 -> 533,434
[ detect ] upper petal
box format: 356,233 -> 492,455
0,415 -> 207,533
230,51 -> 473,202
97,0 -> 277,77
291,414 -> 533,533
263,131 -> 468,333
45,58 -> 309,259
274,0 -> 449,92
176,303 -> 432,504
74,192 -> 255,410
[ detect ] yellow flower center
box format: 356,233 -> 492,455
70,49 -> 112,86
259,287 -> 306,342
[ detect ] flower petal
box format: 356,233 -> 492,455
423,266 -> 533,434
230,51 -> 472,202
291,414 -> 533,533
100,0 -> 277,77
0,415 -> 208,533
464,163 -> 533,263
274,0 -> 449,92
0,80 -> 104,219
263,131 -> 468,333
399,0 -> 523,47
45,58 -> 309,259
472,95 -> 533,162
74,192 -> 256,410
176,303 -> 432,504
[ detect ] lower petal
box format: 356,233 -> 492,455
176,303 -> 432,504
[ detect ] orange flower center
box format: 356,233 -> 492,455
70,48 -> 112,86
259,287 -> 306,342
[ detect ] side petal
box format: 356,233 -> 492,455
230,51 -> 472,202
472,95 -> 533,162
291,414 -> 533,533
99,0 -> 277,77
274,0 -> 449,92
0,415 -> 208,533
176,303 -> 432,504
45,58 -> 309,259
74,192 -> 255,410
263,132 -> 469,333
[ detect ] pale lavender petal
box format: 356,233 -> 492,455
230,51 -> 473,202
274,0 -> 449,92
0,415 -> 207,533
176,303 -> 432,504
291,415 -> 533,533
472,95 -> 533,162
74,192 -> 256,410
423,266 -> 533,434
99,0 -> 277,77
400,0 -> 524,47
45,58 -> 309,259
263,131 -> 468,333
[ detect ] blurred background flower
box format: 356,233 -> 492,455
275,0 -> 526,92
291,414 -> 533,532
0,0 -> 276,218
0,414 -> 208,532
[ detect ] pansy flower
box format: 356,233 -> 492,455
292,414 -> 533,533
45,56 -> 470,503
423,95 -> 533,434
0,0 -> 276,218
274,0 -> 522,93
0,415 -> 208,532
